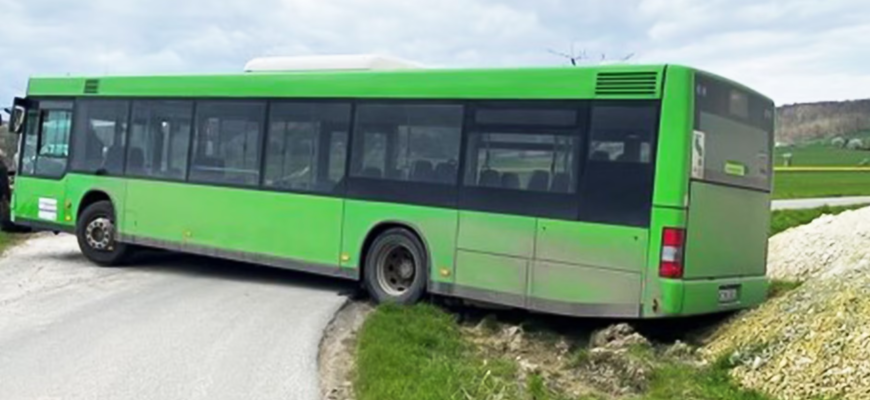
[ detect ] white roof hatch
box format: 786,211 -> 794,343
243,54 -> 425,73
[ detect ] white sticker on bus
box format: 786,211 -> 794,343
692,130 -> 706,179
38,198 -> 58,221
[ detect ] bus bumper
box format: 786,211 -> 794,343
658,276 -> 768,316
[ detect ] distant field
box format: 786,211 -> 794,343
773,171 -> 870,199
774,144 -> 870,167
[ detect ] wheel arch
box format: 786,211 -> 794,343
358,220 -> 432,282
76,190 -> 114,220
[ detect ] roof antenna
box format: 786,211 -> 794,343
547,41 -> 586,66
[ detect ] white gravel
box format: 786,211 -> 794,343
0,234 -> 352,400
709,205 -> 870,400
767,206 -> 870,281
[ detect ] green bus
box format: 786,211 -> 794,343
5,62 -> 774,318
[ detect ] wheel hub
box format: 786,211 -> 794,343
377,245 -> 416,297
398,261 -> 414,280
85,217 -> 115,252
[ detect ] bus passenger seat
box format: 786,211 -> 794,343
104,146 -> 125,171
360,167 -> 383,179
411,160 -> 435,182
527,170 -> 550,191
479,169 -> 501,187
193,156 -> 225,181
501,172 -> 520,189
127,148 -> 145,174
590,151 -> 611,161
434,162 -> 457,184
551,173 -> 571,193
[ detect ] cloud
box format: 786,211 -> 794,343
0,0 -> 868,105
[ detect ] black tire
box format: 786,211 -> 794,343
0,165 -> 16,232
0,195 -> 16,232
363,228 -> 428,305
76,200 -> 130,266
0,195 -> 28,233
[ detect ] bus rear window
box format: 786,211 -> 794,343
694,74 -> 774,191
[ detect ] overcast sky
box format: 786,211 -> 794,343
2,0 -> 868,106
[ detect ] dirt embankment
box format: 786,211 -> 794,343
705,207 -> 870,400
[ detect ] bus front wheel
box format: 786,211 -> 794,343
76,200 -> 130,267
363,228 -> 427,305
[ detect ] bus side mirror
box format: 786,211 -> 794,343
9,97 -> 34,135
0,108 -> 6,127
9,106 -> 26,134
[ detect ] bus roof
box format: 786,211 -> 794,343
24,64 -> 767,103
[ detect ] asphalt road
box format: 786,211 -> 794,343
771,196 -> 870,210
0,234 -> 353,400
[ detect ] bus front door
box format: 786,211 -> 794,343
10,99 -> 74,228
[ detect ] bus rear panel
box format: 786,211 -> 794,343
653,71 -> 774,317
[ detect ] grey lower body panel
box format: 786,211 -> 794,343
429,282 -> 641,318
120,234 -> 359,281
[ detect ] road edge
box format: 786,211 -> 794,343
318,300 -> 374,400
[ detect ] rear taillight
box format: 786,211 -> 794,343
660,227 -> 685,278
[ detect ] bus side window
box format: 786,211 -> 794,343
189,102 -> 265,187
350,104 -> 463,186
18,101 -> 74,178
128,101 -> 193,181
263,102 -> 351,193
70,100 -> 130,176
33,109 -> 73,177
579,104 -> 658,227
463,133 -> 576,193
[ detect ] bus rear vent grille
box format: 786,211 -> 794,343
83,79 -> 100,94
595,72 -> 659,96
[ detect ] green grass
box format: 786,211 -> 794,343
774,144 -> 870,167
640,357 -> 773,400
569,347 -> 591,368
770,204 -> 866,236
355,303 -> 519,400
356,305 -> 777,400
767,280 -> 801,299
0,232 -> 24,254
0,232 -> 13,250
773,171 -> 870,199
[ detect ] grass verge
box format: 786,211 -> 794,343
356,304 -> 776,400
355,303 -> 519,400
0,231 -> 26,254
0,232 -> 13,250
770,204 -> 866,236
773,171 -> 870,199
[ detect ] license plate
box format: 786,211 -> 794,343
718,286 -> 739,304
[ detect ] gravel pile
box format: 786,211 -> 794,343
706,206 -> 870,400
767,207 -> 870,281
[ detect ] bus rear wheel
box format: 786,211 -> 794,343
364,228 -> 427,305
76,200 -> 130,267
